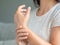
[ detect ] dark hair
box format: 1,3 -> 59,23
33,0 -> 60,7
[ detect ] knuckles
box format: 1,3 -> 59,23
16,28 -> 29,37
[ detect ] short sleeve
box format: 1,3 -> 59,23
51,10 -> 60,28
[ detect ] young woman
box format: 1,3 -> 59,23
14,0 -> 60,45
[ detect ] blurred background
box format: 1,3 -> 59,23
0,0 -> 36,41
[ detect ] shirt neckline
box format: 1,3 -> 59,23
35,3 -> 60,18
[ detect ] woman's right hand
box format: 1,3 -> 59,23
16,27 -> 29,45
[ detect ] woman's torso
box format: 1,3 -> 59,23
28,3 -> 60,42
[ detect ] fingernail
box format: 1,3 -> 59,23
28,6 -> 31,9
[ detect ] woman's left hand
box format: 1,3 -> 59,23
14,5 -> 31,27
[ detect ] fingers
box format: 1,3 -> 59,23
16,29 -> 28,33
15,4 -> 31,20
21,9 -> 27,12
25,7 -> 31,22
20,9 -> 27,15
18,37 -> 28,40
16,4 -> 31,16
17,33 -> 28,37
27,7 -> 31,15
26,7 -> 31,18
16,28 -> 29,41
17,5 -> 27,16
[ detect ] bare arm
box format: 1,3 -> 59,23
27,28 -> 51,45
16,26 -> 60,45
18,40 -> 27,45
26,26 -> 60,45
50,26 -> 60,45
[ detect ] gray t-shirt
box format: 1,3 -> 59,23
28,3 -> 60,42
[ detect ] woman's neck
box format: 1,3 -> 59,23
40,0 -> 57,9
37,0 -> 57,16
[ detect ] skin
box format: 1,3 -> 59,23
14,0 -> 60,45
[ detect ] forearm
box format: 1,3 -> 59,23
17,40 -> 28,45
28,29 -> 51,45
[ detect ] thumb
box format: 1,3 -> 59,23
25,6 -> 31,18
